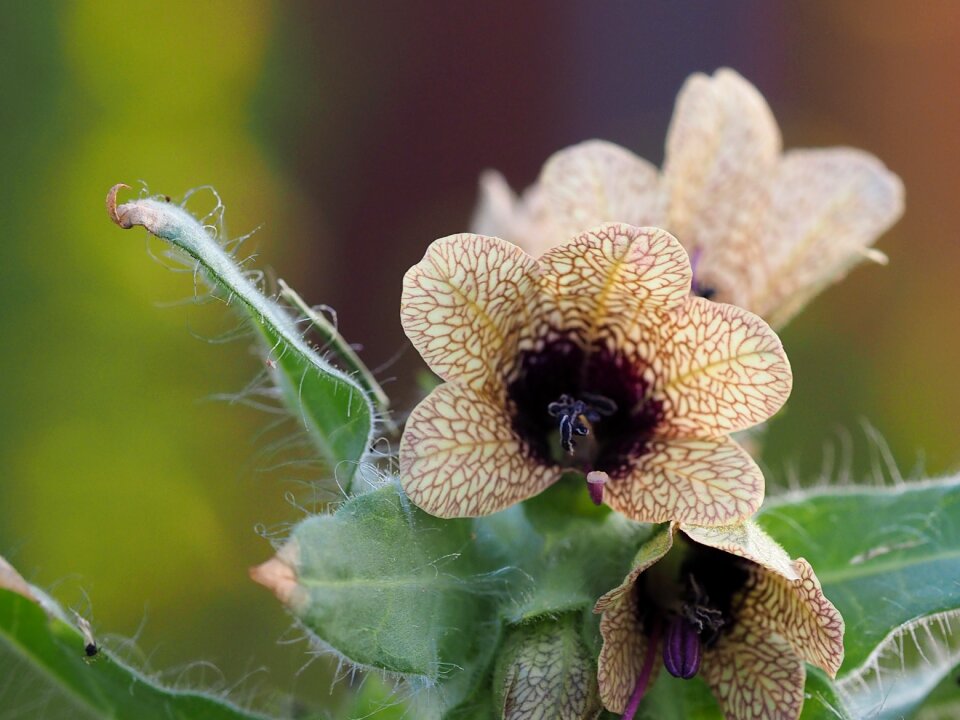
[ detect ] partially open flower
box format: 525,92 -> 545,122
473,68 -> 904,328
400,224 -> 791,524
594,522 -> 844,720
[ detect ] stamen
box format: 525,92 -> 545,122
662,615 -> 702,679
683,575 -> 726,645
547,393 -> 616,454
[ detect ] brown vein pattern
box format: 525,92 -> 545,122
737,558 -> 845,677
701,627 -> 805,720
500,622 -> 599,720
401,233 -> 538,392
681,521 -> 799,581
399,383 -> 558,518
605,437 -> 764,526
654,298 -> 792,438
537,224 -> 691,352
400,227 -> 790,523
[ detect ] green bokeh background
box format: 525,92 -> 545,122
1,1 -> 957,716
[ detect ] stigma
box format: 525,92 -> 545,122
663,615 -> 701,679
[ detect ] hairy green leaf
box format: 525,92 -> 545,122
107,185 -> 374,484
836,609 -> 960,720
271,485 -> 503,710
758,476 -> 960,671
0,589 -> 268,720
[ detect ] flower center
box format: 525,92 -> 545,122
506,336 -> 663,475
633,540 -> 752,684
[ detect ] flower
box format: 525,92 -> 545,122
594,522 -> 844,720
472,68 -> 904,328
399,223 -> 792,524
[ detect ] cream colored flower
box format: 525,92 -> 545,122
399,223 -> 791,524
595,522 -> 844,720
472,68 -> 904,328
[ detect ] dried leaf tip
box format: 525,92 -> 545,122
0,554 -> 36,602
249,543 -> 306,610
106,183 -> 132,227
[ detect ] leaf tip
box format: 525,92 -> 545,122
249,543 -> 306,610
106,183 -> 133,228
0,554 -> 36,603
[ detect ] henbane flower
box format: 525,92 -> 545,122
472,68 -> 904,329
399,223 -> 791,524
595,522 -> 843,720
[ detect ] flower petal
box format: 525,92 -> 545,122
540,140 -> 664,241
746,148 -> 905,328
595,525 -> 674,713
401,234 -> 539,391
737,558 -> 845,678
663,68 -> 781,255
537,223 -> 692,351
470,170 -> 558,258
399,382 -> 559,517
605,437 -> 763,526
595,524 -> 675,614
654,297 -> 792,437
701,626 -> 805,720
680,520 -> 799,581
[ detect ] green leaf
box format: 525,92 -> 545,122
277,485 -> 503,710
913,663 -> 960,720
836,609 -> 960,720
633,673 -> 721,720
492,613 -> 600,720
477,477 -> 649,624
0,589 -> 268,720
757,475 -> 960,671
107,186 -> 374,484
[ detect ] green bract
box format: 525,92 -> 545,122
107,185 -> 375,485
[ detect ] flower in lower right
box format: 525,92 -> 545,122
594,521 -> 844,720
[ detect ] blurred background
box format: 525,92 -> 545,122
1,1 -> 957,716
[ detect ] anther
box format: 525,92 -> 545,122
547,393 -> 616,454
